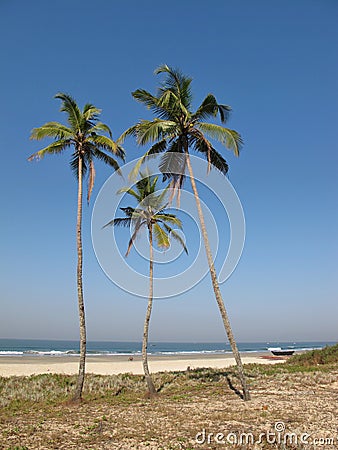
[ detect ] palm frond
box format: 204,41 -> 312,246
28,139 -> 72,161
167,135 -> 185,154
132,89 -> 159,109
55,92 -> 82,131
218,104 -> 232,123
153,223 -> 170,250
193,94 -> 231,123
117,125 -> 138,144
162,223 -> 188,254
90,134 -> 125,160
168,175 -> 185,206
132,89 -> 172,120
159,151 -> 186,207
70,153 -> 87,178
156,90 -> 176,112
126,219 -> 145,256
88,122 -> 113,138
82,103 -> 101,122
92,148 -> 121,172
159,148 -> 186,181
87,159 -> 96,204
136,119 -> 176,146
155,65 -> 193,109
116,186 -> 141,201
136,174 -> 158,196
192,136 -> 229,175
30,122 -> 73,141
127,140 -> 168,182
147,139 -> 168,156
127,129 -> 175,182
154,64 -> 171,76
157,89 -> 191,121
207,147 -> 229,175
103,216 -> 132,228
120,174 -> 167,217
159,142 -> 186,204
189,129 -> 213,172
120,206 -> 137,218
154,184 -> 169,207
128,155 -> 148,182
156,214 -> 183,228
141,194 -> 166,214
196,123 -> 243,156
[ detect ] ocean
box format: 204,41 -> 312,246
0,339 -> 335,357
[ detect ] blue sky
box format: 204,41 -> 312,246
1,0 -> 337,342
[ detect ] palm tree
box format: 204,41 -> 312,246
119,66 -> 251,401
29,93 -> 125,401
104,174 -> 187,396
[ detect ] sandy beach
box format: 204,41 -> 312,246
0,352 -> 285,377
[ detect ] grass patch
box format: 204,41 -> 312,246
286,343 -> 338,366
1,363 -> 337,449
0,368 -> 237,411
1,360 -> 338,412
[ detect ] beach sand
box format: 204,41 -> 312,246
0,352 -> 285,377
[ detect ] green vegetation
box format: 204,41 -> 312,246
1,361 -> 337,449
286,343 -> 338,367
1,359 -> 337,411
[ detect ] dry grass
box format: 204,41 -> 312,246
0,364 -> 337,449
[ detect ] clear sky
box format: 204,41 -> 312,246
1,0 -> 337,343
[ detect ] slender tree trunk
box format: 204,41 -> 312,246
141,225 -> 157,396
184,148 -> 251,401
73,156 -> 87,401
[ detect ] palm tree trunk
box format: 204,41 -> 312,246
141,225 -> 157,396
73,156 -> 87,401
184,148 -> 251,401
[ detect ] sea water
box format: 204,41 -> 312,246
0,339 -> 335,357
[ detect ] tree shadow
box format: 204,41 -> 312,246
152,367 -> 253,400
225,374 -> 244,400
184,367 -> 248,400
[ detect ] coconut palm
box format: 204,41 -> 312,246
119,66 -> 251,401
29,93 -> 125,401
104,174 -> 187,396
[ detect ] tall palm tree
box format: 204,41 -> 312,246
119,66 -> 251,401
104,174 -> 187,396
29,93 -> 125,401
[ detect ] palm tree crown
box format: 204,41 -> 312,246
104,173 -> 188,256
119,64 -> 243,187
29,92 -> 125,202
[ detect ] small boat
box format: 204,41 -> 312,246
268,347 -> 295,356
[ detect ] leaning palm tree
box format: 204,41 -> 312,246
29,93 -> 125,401
104,173 -> 187,396
119,66 -> 251,401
